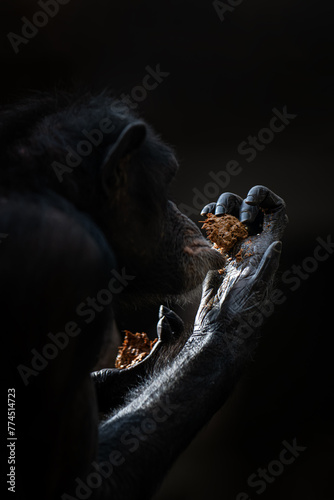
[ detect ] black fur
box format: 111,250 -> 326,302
1,93 -> 286,500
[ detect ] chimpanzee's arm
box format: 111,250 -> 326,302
95,249 -> 281,499
78,186 -> 287,500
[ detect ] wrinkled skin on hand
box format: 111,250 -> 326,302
95,185 -> 288,387
194,185 -> 288,344
92,185 -> 287,500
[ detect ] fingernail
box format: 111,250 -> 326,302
215,205 -> 225,215
159,305 -> 171,319
240,211 -> 251,223
245,195 -> 256,205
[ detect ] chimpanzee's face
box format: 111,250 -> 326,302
0,94 -> 224,306
98,151 -> 225,302
156,200 -> 226,294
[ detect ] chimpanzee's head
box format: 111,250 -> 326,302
0,93 -> 224,307
91,115 -> 225,304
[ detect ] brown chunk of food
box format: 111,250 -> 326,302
115,331 -> 157,369
201,213 -> 248,254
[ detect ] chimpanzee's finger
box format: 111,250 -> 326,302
157,315 -> 173,343
251,240 -> 282,286
239,200 -> 259,224
244,185 -> 285,212
200,202 -> 216,216
215,193 -> 243,217
158,305 -> 184,338
244,185 -> 288,239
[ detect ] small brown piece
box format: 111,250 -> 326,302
201,213 -> 248,254
115,331 -> 157,369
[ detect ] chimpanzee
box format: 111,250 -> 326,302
0,92 -> 287,500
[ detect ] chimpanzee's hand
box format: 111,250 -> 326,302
194,186 -> 287,341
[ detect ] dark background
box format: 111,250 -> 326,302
1,1 -> 333,498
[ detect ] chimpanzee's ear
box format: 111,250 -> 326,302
101,121 -> 147,195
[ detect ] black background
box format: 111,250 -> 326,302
1,1 -> 334,499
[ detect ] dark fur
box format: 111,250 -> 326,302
1,93 -> 285,500
1,93 -> 224,499
0,93 -> 222,306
